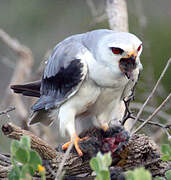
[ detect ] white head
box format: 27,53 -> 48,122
96,31 -> 143,79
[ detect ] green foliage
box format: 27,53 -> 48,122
126,167 -> 152,180
154,177 -> 165,180
153,144 -> 171,180
161,144 -> 171,161
165,170 -> 171,180
155,170 -> 171,180
8,135 -> 45,180
90,152 -> 112,180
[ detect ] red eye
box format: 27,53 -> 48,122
137,44 -> 142,52
111,47 -> 124,55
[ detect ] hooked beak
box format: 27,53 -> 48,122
123,50 -> 137,59
119,50 -> 137,80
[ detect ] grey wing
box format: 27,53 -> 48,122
31,40 -> 88,111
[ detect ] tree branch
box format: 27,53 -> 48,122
0,29 -> 34,121
132,92 -> 171,135
2,123 -> 57,160
130,58 -> 171,132
0,107 -> 15,116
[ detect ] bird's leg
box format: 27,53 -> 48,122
59,108 -> 88,156
62,133 -> 88,156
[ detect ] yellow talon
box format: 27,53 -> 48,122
62,133 -> 88,156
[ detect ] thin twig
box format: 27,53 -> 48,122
130,115 -> 171,139
55,142 -> 74,180
130,58 -> 171,132
132,116 -> 171,129
0,107 -> 15,116
130,102 -> 171,121
132,92 -> 171,135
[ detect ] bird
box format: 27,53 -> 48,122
11,29 -> 143,156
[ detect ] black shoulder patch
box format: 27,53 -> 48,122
31,59 -> 84,111
42,59 -> 83,96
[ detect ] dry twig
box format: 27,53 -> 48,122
55,142 -> 73,180
0,106 -> 15,116
130,58 -> 171,132
0,29 -> 33,123
130,102 -> 171,121
132,93 -> 171,135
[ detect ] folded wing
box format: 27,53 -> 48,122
32,39 -> 88,111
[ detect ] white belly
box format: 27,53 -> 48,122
90,85 -> 125,127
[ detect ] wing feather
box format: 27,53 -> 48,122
32,40 -> 88,111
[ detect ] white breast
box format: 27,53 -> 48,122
90,84 -> 126,127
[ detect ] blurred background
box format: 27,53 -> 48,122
0,0 -> 170,152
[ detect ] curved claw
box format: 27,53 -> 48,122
62,134 -> 88,156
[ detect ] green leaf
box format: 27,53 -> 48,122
126,171 -> 135,180
15,147 -> 30,164
11,140 -> 20,156
126,168 -> 152,180
102,152 -> 112,168
96,152 -> 103,170
96,170 -> 110,180
161,144 -> 171,156
29,150 -> 42,170
21,164 -> 34,178
21,135 -> 31,149
154,176 -> 165,180
165,170 -> 171,180
134,167 -> 152,180
90,157 -> 100,173
161,154 -> 171,161
8,168 -> 20,180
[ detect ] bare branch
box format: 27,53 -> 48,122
0,29 -> 34,121
132,92 -> 171,135
130,58 -> 171,132
130,115 -> 171,139
130,102 -> 171,121
0,106 -> 15,116
56,142 -> 73,180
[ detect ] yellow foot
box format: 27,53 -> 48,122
102,124 -> 109,131
62,134 -> 88,156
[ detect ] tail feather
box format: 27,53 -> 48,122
28,109 -> 54,126
10,81 -> 41,98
